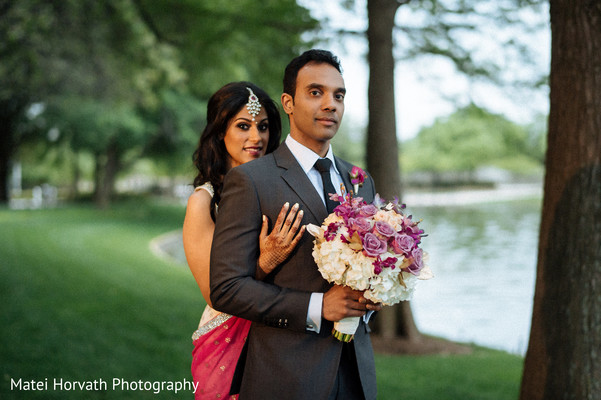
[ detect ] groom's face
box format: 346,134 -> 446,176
282,62 -> 345,156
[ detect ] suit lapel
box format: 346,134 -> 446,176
274,144 -> 328,223
335,157 -> 352,196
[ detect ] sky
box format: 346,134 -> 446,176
300,0 -> 551,141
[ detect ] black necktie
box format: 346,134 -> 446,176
314,158 -> 338,213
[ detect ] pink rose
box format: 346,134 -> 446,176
359,204 -> 378,217
375,221 -> 395,237
391,233 -> 415,255
407,248 -> 424,275
349,217 -> 372,234
362,232 -> 387,257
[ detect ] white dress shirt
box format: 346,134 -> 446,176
285,135 -> 345,333
285,135 -> 374,333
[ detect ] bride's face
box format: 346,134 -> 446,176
223,107 -> 270,169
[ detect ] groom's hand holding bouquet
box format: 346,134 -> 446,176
322,284 -> 381,324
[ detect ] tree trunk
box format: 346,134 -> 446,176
520,1 -> 601,399
0,118 -> 13,203
366,0 -> 420,341
68,151 -> 80,200
366,0 -> 403,200
93,140 -> 121,208
0,100 -> 25,203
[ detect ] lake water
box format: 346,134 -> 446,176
405,186 -> 542,355
165,184 -> 542,356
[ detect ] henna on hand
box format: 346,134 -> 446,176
256,202 -> 305,279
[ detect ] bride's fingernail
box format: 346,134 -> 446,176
293,203 -> 299,209
284,202 -> 289,208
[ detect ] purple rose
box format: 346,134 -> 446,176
403,217 -> 423,236
359,204 -> 378,217
407,248 -> 424,275
362,232 -> 388,257
375,221 -> 395,237
349,217 -> 372,234
391,233 -> 415,255
406,224 -> 421,236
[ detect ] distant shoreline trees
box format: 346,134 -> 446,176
401,104 -> 546,186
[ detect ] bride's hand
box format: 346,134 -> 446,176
257,202 -> 305,279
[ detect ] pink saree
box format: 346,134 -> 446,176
191,307 -> 251,400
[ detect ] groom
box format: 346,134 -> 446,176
210,49 -> 380,400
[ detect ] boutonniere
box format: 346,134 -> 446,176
349,166 -> 367,194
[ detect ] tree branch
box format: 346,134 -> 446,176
130,0 -> 179,46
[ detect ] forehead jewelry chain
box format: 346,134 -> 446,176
246,87 -> 262,121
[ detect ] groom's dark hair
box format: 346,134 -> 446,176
283,49 -> 342,99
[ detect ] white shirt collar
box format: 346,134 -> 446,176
285,135 -> 339,174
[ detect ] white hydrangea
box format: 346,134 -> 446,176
365,270 -> 418,305
308,204 -> 431,308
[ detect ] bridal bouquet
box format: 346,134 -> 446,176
307,192 -> 433,342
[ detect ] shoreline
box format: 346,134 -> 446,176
403,183 -> 542,207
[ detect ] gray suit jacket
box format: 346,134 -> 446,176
210,143 -> 377,400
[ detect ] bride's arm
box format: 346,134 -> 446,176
183,189 -> 215,307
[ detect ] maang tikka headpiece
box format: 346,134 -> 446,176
246,87 -> 262,121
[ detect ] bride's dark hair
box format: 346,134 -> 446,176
192,82 -> 281,221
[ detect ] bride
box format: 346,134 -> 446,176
183,82 -> 304,399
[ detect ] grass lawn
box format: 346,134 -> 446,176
376,349 -> 523,399
0,199 -> 523,399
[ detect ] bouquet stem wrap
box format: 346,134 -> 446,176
332,316 -> 360,342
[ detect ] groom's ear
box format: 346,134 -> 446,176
281,93 -> 294,115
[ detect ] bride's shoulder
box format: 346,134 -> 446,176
196,182 -> 214,197
186,183 -> 213,213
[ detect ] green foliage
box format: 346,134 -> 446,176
0,0 -> 178,105
139,90 -> 205,175
132,0 -> 319,98
1,0 -> 318,202
16,141 -> 77,187
401,104 -> 545,174
44,97 -> 148,152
